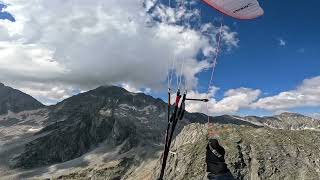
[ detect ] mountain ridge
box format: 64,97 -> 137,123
0,83 -> 44,115
0,84 -> 320,179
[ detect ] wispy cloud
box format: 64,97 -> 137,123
278,38 -> 287,46
297,48 -> 305,53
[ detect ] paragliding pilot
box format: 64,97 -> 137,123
206,139 -> 235,180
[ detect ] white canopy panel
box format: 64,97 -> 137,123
202,0 -> 264,20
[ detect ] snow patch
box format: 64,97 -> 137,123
28,127 -> 43,132
231,116 -> 264,127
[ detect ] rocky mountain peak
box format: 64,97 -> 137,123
242,112 -> 320,130
13,85 -> 170,169
1,85 -> 320,179
275,112 -> 317,123
91,85 -> 128,95
277,112 -> 306,118
0,84 -> 44,115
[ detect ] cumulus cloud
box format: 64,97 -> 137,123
121,82 -> 151,94
0,41 -> 67,80
4,81 -> 76,105
121,83 -> 142,93
185,76 -> 320,115
186,87 -> 261,116
0,0 -> 238,104
252,76 -> 320,111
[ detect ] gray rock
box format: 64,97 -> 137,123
1,85 -> 320,180
243,112 -> 320,130
0,83 -> 44,115
152,123 -> 320,180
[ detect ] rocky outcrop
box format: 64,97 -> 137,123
37,123 -> 320,180
2,85 -> 320,179
243,112 -> 320,130
14,86 -> 263,169
13,86 -> 185,169
13,86 -> 159,168
152,123 -> 320,180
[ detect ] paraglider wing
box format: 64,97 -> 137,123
202,0 -> 264,20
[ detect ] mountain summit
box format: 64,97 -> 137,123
0,85 -> 320,179
0,83 -> 44,115
13,85 -> 175,168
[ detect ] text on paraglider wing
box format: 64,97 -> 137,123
233,3 -> 253,13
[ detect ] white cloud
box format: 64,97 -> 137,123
121,83 -> 152,94
186,87 -> 261,116
252,76 -> 320,111
121,83 -> 143,93
221,26 -> 239,50
5,81 -> 76,105
2,1 -> 317,117
1,0 -> 318,116
278,38 -> 287,46
0,41 -> 67,80
185,76 -> 320,115
0,0 -> 238,104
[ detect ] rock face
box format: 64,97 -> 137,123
0,83 -> 44,115
152,123 -> 320,180
1,85 -> 320,180
33,123 -> 320,180
242,112 -> 320,130
13,86 -> 264,169
13,86 -> 188,169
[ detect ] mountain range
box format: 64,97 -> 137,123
0,83 -> 319,179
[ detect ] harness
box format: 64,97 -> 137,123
208,144 -> 223,159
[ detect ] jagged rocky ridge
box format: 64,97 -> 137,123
1,85 -> 320,179
39,123 -> 320,180
151,123 -> 320,180
12,86 -> 170,168
12,86 -> 264,169
237,112 -> 320,130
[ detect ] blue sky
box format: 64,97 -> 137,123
198,0 -> 319,96
197,0 -> 320,116
0,0 -> 319,117
0,4 -> 15,22
154,0 -> 320,116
